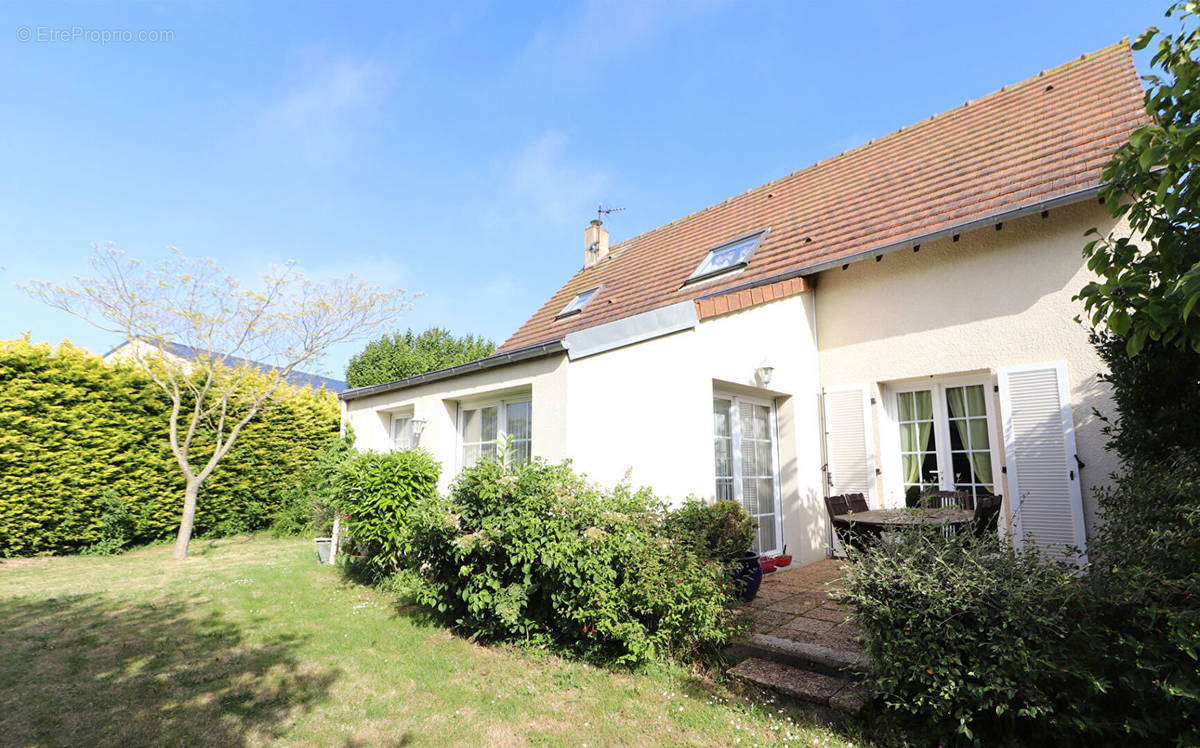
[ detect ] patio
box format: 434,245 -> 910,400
746,558 -> 863,654
725,558 -> 867,714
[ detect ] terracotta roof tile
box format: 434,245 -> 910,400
498,41 -> 1148,353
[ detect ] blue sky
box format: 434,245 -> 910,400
0,1 -> 1161,379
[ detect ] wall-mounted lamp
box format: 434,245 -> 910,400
411,417 -> 428,443
755,365 -> 774,387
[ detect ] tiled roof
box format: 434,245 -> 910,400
498,41 -> 1148,353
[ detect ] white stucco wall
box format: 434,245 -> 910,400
814,199 -> 1124,534
342,354 -> 569,493
563,292 -> 826,565
341,198 -> 1125,565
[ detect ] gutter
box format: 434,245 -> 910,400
339,339 -> 567,401
799,185 -> 1105,277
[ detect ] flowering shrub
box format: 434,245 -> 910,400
408,458 -> 744,666
338,449 -> 440,574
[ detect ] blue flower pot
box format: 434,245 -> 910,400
731,550 -> 762,602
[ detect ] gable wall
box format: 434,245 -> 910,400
814,199 -> 1126,532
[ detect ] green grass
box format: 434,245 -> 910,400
0,535 -> 862,746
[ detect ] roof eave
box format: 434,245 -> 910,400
801,184 -> 1105,276
339,340 -> 568,401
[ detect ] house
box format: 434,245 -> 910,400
341,42 -> 1147,566
104,339 -> 346,393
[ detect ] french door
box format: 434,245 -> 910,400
890,378 -> 999,508
713,394 -> 782,554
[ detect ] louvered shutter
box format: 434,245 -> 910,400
823,389 -> 876,501
997,362 -> 1087,560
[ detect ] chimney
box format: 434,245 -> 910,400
584,219 -> 609,267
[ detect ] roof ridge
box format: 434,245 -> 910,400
601,39 -> 1131,259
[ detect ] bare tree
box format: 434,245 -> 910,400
25,245 -> 407,558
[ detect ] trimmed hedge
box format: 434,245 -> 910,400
0,338 -> 339,556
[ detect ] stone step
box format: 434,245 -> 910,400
722,633 -> 868,679
728,657 -> 867,715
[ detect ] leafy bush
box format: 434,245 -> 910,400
838,531 -> 1098,744
1091,332 -> 1200,465
1084,451 -> 1200,744
408,458 -> 743,666
271,430 -> 358,537
0,338 -> 338,556
339,449 -> 440,574
664,499 -> 756,559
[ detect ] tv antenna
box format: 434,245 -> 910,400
596,203 -> 625,222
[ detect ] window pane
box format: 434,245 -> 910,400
897,391 -> 913,421
462,409 -> 480,443
463,444 -> 480,468
899,423 -> 917,451
914,390 -> 933,420
712,399 -> 731,438
714,439 -> 732,478
756,514 -> 776,555
951,451 -> 973,485
510,439 -> 531,465
505,401 -> 531,441
757,478 -> 775,515
481,406 -> 498,441
754,442 -> 773,475
968,418 -> 990,450
715,477 -> 735,502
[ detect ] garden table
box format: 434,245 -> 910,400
832,507 -> 974,548
833,507 -> 974,530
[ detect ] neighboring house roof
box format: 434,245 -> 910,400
106,339 -> 347,393
498,41 -> 1149,353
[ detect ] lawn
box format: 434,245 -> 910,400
0,535 -> 862,746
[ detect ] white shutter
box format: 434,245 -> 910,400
823,388 -> 876,501
997,362 -> 1087,560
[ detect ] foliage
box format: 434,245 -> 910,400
1090,331 -> 1200,463
1078,3 -> 1200,356
664,499 -> 757,559
842,484 -> 1200,747
24,245 -> 405,558
0,338 -> 338,557
1085,451 -> 1200,744
838,530 -> 1100,745
271,429 -> 358,537
407,458 -> 744,666
345,327 -> 496,388
338,449 -> 441,574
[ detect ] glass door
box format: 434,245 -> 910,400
713,395 -> 781,554
894,381 -> 997,507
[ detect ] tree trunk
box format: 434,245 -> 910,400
173,479 -> 201,559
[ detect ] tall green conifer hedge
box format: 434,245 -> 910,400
0,338 -> 339,556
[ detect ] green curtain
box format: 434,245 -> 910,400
900,392 -> 935,486
946,386 -> 993,487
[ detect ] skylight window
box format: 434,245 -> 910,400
686,231 -> 768,284
556,286 -> 600,319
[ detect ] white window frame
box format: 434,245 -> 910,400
456,396 -> 532,472
713,391 -> 784,555
881,374 -> 1003,508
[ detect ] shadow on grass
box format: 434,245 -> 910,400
0,594 -> 338,746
